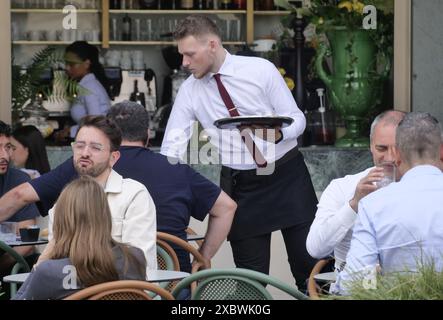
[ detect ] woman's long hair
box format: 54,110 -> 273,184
65,41 -> 111,98
50,176 -> 145,287
12,125 -> 50,174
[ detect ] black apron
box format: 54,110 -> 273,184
220,148 -> 318,241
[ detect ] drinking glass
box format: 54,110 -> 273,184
376,161 -> 396,188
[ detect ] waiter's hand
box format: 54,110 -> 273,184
238,125 -> 282,143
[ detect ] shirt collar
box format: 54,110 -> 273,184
203,50 -> 235,84
400,165 -> 442,182
103,169 -> 123,194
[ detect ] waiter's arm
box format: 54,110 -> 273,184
160,85 -> 196,160
0,182 -> 39,222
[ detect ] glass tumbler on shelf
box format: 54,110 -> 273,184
134,18 -> 141,41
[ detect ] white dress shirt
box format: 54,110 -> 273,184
336,165 -> 443,294
306,167 -> 373,271
48,170 -> 157,272
161,51 -> 306,170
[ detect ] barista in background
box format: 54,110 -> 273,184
11,125 -> 50,179
56,41 -> 111,140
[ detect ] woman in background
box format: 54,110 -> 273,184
64,41 -> 111,138
13,176 -> 146,300
11,125 -> 50,179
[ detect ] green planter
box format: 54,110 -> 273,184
315,27 -> 390,147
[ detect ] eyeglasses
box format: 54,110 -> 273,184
71,141 -> 106,154
0,143 -> 14,153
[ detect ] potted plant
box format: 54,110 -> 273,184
276,0 -> 394,147
11,46 -> 82,128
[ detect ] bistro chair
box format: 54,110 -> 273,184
157,232 -> 210,292
171,268 -> 309,300
64,280 -> 175,300
156,239 -> 181,291
308,258 -> 335,299
157,239 -> 180,272
0,240 -> 31,298
185,227 -> 204,249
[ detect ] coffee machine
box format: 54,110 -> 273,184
111,69 -> 157,114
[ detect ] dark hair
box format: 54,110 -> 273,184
12,125 -> 50,174
77,115 -> 122,152
65,41 -> 111,98
107,101 -> 150,144
174,15 -> 221,40
0,121 -> 11,137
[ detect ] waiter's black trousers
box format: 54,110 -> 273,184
221,148 -> 317,290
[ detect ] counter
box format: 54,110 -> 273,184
46,146 -> 372,193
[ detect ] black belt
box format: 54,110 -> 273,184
221,147 -> 300,178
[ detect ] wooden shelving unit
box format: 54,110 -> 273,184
11,0 -> 290,48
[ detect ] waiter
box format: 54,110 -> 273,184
161,15 -> 317,289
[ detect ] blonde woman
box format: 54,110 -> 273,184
13,176 -> 146,300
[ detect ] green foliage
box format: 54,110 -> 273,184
11,46 -> 84,113
330,260 -> 443,300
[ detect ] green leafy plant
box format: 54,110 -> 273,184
328,258 -> 443,300
12,46 -> 85,117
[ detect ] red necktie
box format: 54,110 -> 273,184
214,73 -> 267,168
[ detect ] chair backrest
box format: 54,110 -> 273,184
157,232 -> 211,292
307,258 -> 334,299
172,268 -> 309,300
157,232 -> 210,273
157,239 -> 180,271
64,280 -> 175,300
0,240 -> 31,297
185,227 -> 204,249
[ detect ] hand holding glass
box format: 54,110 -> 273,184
376,162 -> 396,188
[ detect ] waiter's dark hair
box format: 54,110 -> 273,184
174,15 -> 221,40
107,101 -> 150,144
0,121 -> 11,137
77,115 -> 122,152
65,41 -> 111,98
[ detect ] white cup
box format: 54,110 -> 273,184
28,30 -> 41,41
91,30 -> 100,42
47,30 -> 57,41
76,30 -> 85,41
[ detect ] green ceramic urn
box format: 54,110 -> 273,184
315,27 -> 390,147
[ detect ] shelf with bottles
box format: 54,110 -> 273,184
109,40 -> 243,45
11,8 -> 101,13
110,10 -> 245,44
109,9 -> 246,14
253,10 -> 291,16
12,41 -> 102,45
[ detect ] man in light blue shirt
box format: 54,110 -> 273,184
337,112 -> 443,295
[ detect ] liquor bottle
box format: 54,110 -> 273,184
220,0 -> 231,9
233,0 -> 245,9
122,14 -> 132,41
139,0 -> 158,9
181,0 -> 194,9
195,0 -> 205,9
130,80 -> 146,108
110,0 -> 121,9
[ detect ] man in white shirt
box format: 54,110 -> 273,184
44,116 -> 157,271
306,110 -> 405,272
161,15 -> 317,289
337,112 -> 443,294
